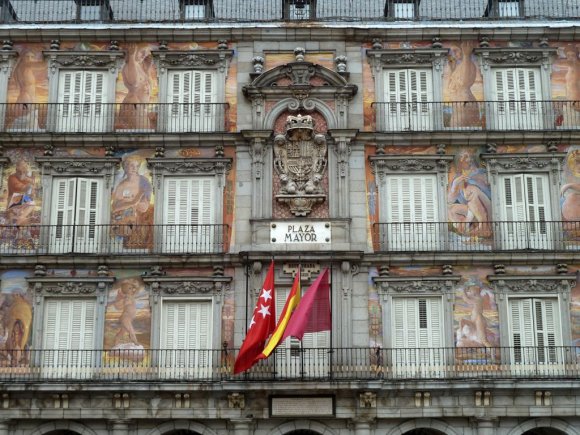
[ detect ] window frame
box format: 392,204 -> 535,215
36,157 -> 120,254
283,0 -> 317,20
384,0 -> 420,19
151,48 -> 233,133
370,154 -> 453,251
179,0 -> 215,20
43,50 -> 124,133
367,47 -> 448,132
481,152 -> 565,250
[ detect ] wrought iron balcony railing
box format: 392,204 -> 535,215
0,346 -> 578,382
372,100 -> 580,132
372,221 -> 580,252
0,103 -> 230,134
0,0 -> 575,24
0,224 -> 229,255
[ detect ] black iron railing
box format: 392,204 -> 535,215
0,103 -> 230,133
0,0 -> 575,24
0,224 -> 229,255
371,100 -> 580,132
1,346 -> 578,382
372,221 -> 580,252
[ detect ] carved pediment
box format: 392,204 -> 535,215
373,275 -> 460,294
143,276 -> 232,303
488,275 -> 575,295
474,47 -> 557,69
36,157 -> 120,175
482,153 -> 565,172
370,155 -> 453,179
0,50 -> 17,73
148,158 -> 232,175
27,276 -> 115,304
43,50 -> 125,73
151,49 -> 234,73
367,48 -> 449,72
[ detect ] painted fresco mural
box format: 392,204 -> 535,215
0,270 -> 33,367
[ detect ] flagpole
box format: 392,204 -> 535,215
244,253 -> 249,335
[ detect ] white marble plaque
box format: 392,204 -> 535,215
270,396 -> 334,417
270,221 -> 331,244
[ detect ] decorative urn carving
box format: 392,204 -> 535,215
273,114 -> 327,216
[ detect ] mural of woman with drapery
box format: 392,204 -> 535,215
111,154 -> 154,250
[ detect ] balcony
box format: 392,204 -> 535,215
0,224 -> 230,255
371,100 -> 580,132
372,221 -> 580,252
0,0 -> 574,24
0,346 -> 578,382
0,102 -> 230,134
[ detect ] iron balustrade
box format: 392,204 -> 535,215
0,346 -> 578,382
0,0 -> 575,23
0,224 -> 229,255
0,102 -> 230,133
371,100 -> 580,132
372,220 -> 580,252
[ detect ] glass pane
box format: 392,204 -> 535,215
184,5 -> 205,19
499,1 -> 520,17
394,4 -> 414,18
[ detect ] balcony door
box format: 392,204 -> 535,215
383,69 -> 433,131
509,297 -> 563,373
162,177 -> 215,253
166,70 -> 216,132
498,174 -> 552,250
274,286 -> 330,378
490,67 -> 543,130
42,298 -> 97,379
49,177 -> 103,254
160,299 -> 212,379
392,297 -> 443,378
382,174 -> 440,251
56,70 -> 110,133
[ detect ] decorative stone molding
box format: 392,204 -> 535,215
488,275 -> 574,298
43,50 -> 125,74
274,114 -> 328,216
36,157 -> 120,189
373,276 -> 460,300
370,154 -> 453,184
367,48 -> 449,74
228,393 -> 245,409
482,152 -> 566,186
148,157 -> 232,189
283,262 -> 320,279
473,47 -> 557,71
243,58 -> 357,130
27,276 -> 115,306
143,275 -> 232,305
359,392 -> 377,408
242,130 -> 272,180
151,49 -> 234,74
0,49 -> 17,74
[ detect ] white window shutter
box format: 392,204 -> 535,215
43,299 -> 96,350
509,298 -> 536,357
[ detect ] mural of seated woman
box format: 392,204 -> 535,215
111,156 -> 153,250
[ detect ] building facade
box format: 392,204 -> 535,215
0,0 -> 579,434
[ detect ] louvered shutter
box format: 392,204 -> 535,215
162,300 -> 212,378
166,70 -> 216,132
384,175 -> 439,250
50,178 -> 76,253
383,69 -> 432,131
510,298 -> 534,364
534,299 -> 561,364
57,71 -> 83,131
74,178 -> 102,252
493,67 -> 542,130
383,70 -> 408,131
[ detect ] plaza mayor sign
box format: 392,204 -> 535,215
270,222 -> 331,244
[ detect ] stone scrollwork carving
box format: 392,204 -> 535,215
151,49 -> 234,74
36,157 -> 120,189
143,276 -> 232,305
43,50 -> 125,74
474,47 -> 557,71
27,276 -> 115,305
373,276 -> 460,300
274,114 -> 328,216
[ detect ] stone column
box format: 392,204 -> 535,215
109,419 -> 130,435
476,418 -> 496,435
230,418 -> 253,435
352,418 -> 374,435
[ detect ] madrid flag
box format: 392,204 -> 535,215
281,268 -> 331,341
233,261 -> 276,374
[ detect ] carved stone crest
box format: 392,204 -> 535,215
274,114 -> 327,216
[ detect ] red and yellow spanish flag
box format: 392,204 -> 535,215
255,267 -> 301,361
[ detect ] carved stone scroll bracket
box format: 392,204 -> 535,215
143,276 -> 232,305
27,276 -> 115,305
0,49 -> 17,75
373,275 -> 461,302
370,155 -> 453,185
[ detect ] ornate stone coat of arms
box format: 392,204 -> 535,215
273,114 -> 327,216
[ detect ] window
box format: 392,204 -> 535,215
180,0 -> 214,20
42,298 -> 97,377
370,155 -> 452,252
49,177 -> 103,254
167,70 -> 216,132
74,0 -> 113,21
275,285 -> 329,377
498,173 -> 552,249
383,69 -> 432,131
382,174 -> 439,250
56,70 -> 109,133
490,67 -> 543,130
163,177 -> 215,253
384,0 -> 419,19
284,0 -> 316,20
509,297 -> 562,366
484,0 -> 523,17
160,299 -> 212,379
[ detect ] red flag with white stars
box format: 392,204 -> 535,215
234,260 -> 276,374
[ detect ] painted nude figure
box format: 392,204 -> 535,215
113,279 -> 140,345
118,44 -> 153,130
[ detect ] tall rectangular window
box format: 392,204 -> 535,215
166,70 -> 216,132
